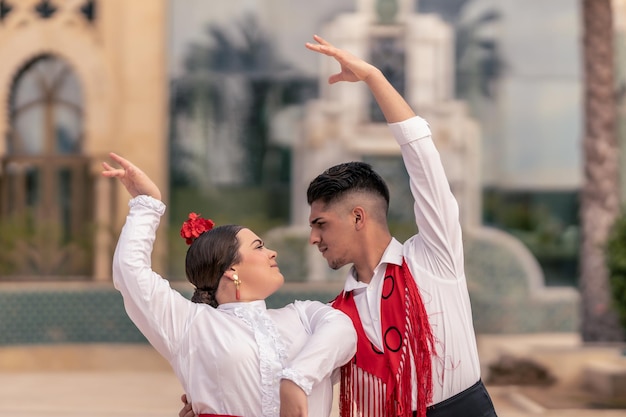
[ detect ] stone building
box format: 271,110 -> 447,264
0,0 -> 168,281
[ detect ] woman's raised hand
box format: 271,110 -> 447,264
101,152 -> 162,201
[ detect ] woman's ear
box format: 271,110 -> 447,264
223,268 -> 237,282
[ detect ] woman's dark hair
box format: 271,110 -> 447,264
186,224 -> 243,307
306,161 -> 390,210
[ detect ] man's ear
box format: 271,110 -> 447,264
353,207 -> 365,230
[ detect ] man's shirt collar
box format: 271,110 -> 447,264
342,238 -> 403,293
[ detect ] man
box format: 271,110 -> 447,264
303,35 -> 497,417
179,35 -> 497,417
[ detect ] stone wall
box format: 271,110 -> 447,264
465,226 -> 580,333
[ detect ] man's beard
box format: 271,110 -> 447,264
328,256 -> 348,270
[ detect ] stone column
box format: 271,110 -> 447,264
613,0 -> 626,205
92,160 -> 113,282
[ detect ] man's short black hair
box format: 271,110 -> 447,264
306,161 -> 390,210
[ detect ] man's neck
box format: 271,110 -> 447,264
353,235 -> 393,284
354,267 -> 374,285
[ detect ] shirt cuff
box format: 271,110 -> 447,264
128,195 -> 166,215
281,368 -> 313,395
388,115 -> 431,146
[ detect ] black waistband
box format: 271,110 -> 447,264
419,379 -> 497,417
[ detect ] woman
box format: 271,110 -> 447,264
102,152 -> 356,417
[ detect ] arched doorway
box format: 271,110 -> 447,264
0,54 -> 93,279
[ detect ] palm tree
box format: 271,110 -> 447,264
170,14 -> 315,188
579,0 -> 624,341
455,8 -> 505,99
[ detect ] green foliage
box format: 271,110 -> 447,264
167,185 -> 290,279
483,189 -> 580,286
606,209 -> 626,331
264,233 -> 309,282
388,220 -> 418,243
0,213 -> 93,278
0,219 -> 20,275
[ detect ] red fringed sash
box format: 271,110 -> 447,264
332,261 -> 434,417
198,414 -> 241,417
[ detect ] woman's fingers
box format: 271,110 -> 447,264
101,162 -> 121,177
108,152 -> 133,170
101,156 -> 128,178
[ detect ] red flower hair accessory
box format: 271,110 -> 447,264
180,212 -> 215,245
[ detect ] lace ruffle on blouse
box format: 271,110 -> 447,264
233,303 -> 287,417
128,195 -> 166,215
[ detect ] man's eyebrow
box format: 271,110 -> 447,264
310,217 -> 323,226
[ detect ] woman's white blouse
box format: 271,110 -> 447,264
112,196 -> 356,417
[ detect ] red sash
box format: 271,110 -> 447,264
331,261 -> 434,417
199,415 -> 240,417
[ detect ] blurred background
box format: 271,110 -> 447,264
0,0 -> 625,415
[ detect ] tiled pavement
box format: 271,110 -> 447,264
2,371 -> 626,417
1,337 -> 625,417
0,372 -> 182,417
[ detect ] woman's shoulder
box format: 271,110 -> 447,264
290,299 -> 348,319
291,299 -> 331,309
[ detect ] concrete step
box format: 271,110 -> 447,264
0,343 -> 171,372
583,357 -> 626,401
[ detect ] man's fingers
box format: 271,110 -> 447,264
312,34 -> 332,46
328,74 -> 342,84
305,42 -> 338,58
304,43 -> 326,54
305,35 -> 337,56
311,35 -> 340,58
